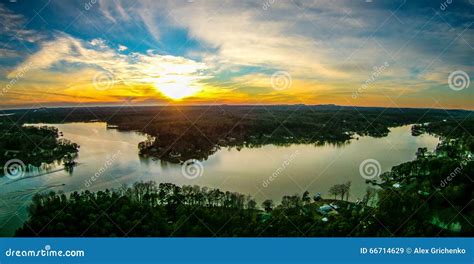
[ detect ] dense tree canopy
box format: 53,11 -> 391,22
16,130 -> 473,237
6,106 -> 473,237
3,105 -> 470,163
0,122 -> 79,175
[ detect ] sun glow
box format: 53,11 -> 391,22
155,82 -> 201,100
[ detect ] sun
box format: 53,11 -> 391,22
155,82 -> 200,100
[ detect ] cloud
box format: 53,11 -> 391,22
0,3 -> 45,44
98,0 -> 131,23
118,44 -> 128,51
0,48 -> 20,58
10,33 -> 208,76
1,0 -> 473,109
6,33 -> 213,103
97,0 -> 472,86
161,1 -> 351,79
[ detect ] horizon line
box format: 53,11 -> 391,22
1,103 -> 472,112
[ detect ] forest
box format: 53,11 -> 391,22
0,120 -> 79,175
2,105 -> 470,163
3,106 -> 472,236
15,118 -> 473,236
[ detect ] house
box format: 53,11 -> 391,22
4,150 -> 20,157
318,204 -> 339,215
392,183 -> 402,188
169,151 -> 181,158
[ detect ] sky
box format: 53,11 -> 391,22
0,0 -> 473,109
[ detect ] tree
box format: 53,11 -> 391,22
313,193 -> 321,202
262,199 -> 274,212
329,183 -> 351,201
416,147 -> 428,159
329,185 -> 339,200
362,187 -> 376,207
247,199 -> 257,210
344,181 -> 351,201
302,191 -> 311,205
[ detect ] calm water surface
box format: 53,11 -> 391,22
0,122 -> 439,236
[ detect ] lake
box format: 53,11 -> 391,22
0,122 -> 439,236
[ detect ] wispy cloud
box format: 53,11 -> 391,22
3,32 -> 213,104
0,0 -> 472,109
0,3 -> 45,45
